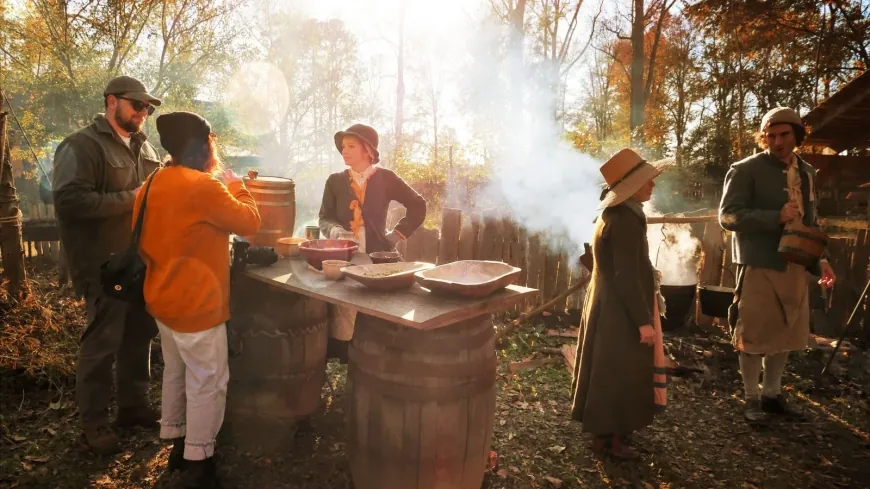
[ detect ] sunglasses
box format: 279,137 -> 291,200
116,96 -> 156,115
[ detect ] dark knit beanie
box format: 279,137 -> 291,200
156,111 -> 212,159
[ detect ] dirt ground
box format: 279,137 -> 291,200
2,266 -> 869,489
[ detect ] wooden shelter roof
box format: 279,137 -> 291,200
803,70 -> 870,152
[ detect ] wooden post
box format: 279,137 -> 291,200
478,210 -> 503,261
0,98 -> 29,298
515,226 -> 528,287
458,213 -> 479,261
420,228 -> 440,264
697,221 -> 725,327
526,233 -> 544,309
543,240 -> 558,307
437,208 -> 461,265
555,245 -> 569,313
403,228 -> 423,262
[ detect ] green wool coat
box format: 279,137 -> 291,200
719,150 -> 826,276
571,202 -> 657,435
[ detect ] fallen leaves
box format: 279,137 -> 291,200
543,475 -> 563,487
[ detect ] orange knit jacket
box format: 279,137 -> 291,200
133,166 -> 261,333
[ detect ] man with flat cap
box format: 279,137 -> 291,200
719,107 -> 836,423
52,75 -> 163,453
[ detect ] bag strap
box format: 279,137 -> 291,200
131,168 -> 160,248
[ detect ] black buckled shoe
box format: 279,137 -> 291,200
761,394 -> 807,421
168,437 -> 186,472
183,457 -> 218,489
743,399 -> 768,423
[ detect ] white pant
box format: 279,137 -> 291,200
156,321 -> 229,461
330,304 -> 357,341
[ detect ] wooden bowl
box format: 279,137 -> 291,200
414,260 -> 521,298
342,262 -> 435,291
275,236 -> 307,258
298,239 -> 359,270
368,251 -> 402,264
322,260 -> 351,280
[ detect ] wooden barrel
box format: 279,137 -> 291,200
778,222 -> 829,267
243,175 -> 296,247
225,274 -> 328,450
347,313 -> 497,489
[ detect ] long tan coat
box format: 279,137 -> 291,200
571,202 -> 657,435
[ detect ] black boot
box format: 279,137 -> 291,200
168,437 -> 185,472
184,457 -> 218,489
761,394 -> 807,421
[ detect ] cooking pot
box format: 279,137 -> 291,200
697,284 -> 735,318
660,284 -> 696,332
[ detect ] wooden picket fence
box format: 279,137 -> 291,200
393,207 -> 869,334
388,206 -> 591,313
20,202 -> 69,285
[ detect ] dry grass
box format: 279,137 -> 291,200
0,274 -> 83,392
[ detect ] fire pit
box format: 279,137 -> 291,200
660,284 -> 696,332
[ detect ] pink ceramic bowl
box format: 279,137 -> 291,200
298,239 -> 359,270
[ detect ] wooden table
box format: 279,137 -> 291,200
241,254 -> 538,489
244,254 -> 538,329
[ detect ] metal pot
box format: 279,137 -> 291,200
660,284 -> 697,332
697,284 -> 735,319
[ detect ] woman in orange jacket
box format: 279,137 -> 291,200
134,111 -> 261,488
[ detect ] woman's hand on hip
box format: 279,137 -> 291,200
639,324 -> 656,346
385,230 -> 403,247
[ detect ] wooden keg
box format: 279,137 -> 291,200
778,222 -> 828,267
243,174 -> 296,247
347,313 -> 497,489
225,274 -> 328,451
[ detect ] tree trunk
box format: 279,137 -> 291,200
509,0 -> 527,118
629,0 -> 645,145
0,96 -> 30,299
393,2 -> 406,168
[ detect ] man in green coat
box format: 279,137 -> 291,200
718,107 -> 836,423
53,76 -> 163,453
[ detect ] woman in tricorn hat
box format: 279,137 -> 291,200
318,123 -> 427,361
570,148 -> 667,460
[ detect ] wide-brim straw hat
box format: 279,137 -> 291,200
597,148 -> 663,210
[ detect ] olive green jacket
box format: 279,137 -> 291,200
718,150 -> 826,276
571,202 -> 658,435
52,115 -> 162,293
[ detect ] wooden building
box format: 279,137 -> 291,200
802,69 -> 870,219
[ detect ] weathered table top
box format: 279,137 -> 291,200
243,254 -> 538,330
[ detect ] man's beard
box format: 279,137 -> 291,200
114,107 -> 142,134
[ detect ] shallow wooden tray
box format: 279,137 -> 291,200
414,260 -> 522,298
341,262 -> 435,291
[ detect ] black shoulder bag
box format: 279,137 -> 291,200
100,169 -> 159,304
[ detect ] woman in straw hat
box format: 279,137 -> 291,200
570,148 -> 667,460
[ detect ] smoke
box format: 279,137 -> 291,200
645,203 -> 701,286
458,19 -> 604,258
